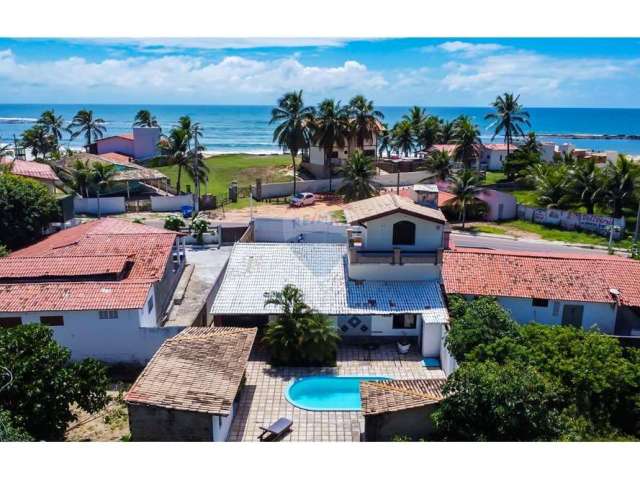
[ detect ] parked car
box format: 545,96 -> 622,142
290,192 -> 316,207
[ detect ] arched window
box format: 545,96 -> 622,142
392,220 -> 416,245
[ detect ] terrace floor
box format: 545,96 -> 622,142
228,343 -> 445,442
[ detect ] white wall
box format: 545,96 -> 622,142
364,212 -> 444,251
253,217 -> 348,243
439,328 -> 458,377
96,137 -> 134,157
482,149 -> 508,171
421,323 -> 442,358
476,189 -> 517,221
517,204 -> 625,237
370,315 -> 419,336
348,262 -> 441,281
74,196 -> 126,215
211,403 -> 235,442
150,194 -> 194,212
133,127 -> 161,160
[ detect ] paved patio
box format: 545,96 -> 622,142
228,344 -> 445,442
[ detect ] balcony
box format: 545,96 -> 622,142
348,248 -> 439,265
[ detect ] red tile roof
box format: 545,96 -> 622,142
0,219 -> 180,312
99,152 -> 132,164
443,248 -> 640,307
483,143 -> 509,151
96,133 -> 134,142
1,158 -> 59,181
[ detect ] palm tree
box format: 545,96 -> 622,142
603,154 -> 639,218
184,148 -> 210,194
133,109 -> 159,128
312,99 -> 350,191
439,120 -> 455,144
417,116 -> 442,152
528,163 -> 571,209
485,92 -> 531,156
270,90 -> 314,195
348,95 -> 384,151
69,158 -> 92,197
450,169 -> 483,228
70,109 -> 107,147
452,115 -> 482,169
0,141 -> 13,159
90,162 -> 117,218
377,123 -> 392,158
158,127 -> 190,193
424,150 -> 453,182
21,125 -> 55,160
37,110 -> 66,143
391,120 -> 415,157
569,157 -> 603,214
520,132 -> 541,155
336,150 -> 379,201
403,106 -> 427,152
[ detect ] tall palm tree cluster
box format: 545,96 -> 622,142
270,91 -> 384,195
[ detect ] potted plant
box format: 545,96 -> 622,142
397,333 -> 411,354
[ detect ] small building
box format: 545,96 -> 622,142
442,248 -> 640,335
125,327 -> 256,442
1,158 -> 61,192
480,143 -> 510,171
361,378 -> 446,441
87,127 -> 161,162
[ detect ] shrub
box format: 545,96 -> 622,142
191,217 -> 209,245
164,214 -> 185,232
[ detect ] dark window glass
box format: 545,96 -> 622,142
392,221 -> 416,245
532,298 -> 549,307
0,317 -> 22,328
40,315 -> 64,327
392,314 -> 417,329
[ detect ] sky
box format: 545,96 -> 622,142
0,38 -> 639,107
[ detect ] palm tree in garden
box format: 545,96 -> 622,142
270,90 -> 314,196
439,120 -> 455,144
69,158 -> 92,197
70,109 -> 107,147
528,163 -> 571,209
603,154 -> 639,218
569,158 -> 603,214
520,132 -> 541,155
337,150 -> 379,201
452,115 -> 482,168
21,125 -> 55,160
485,93 -> 530,156
403,106 -> 427,151
90,162 -> 117,218
312,99 -> 350,191
133,109 -> 159,128
377,123 -> 392,158
348,95 -> 384,151
450,169 -> 483,229
424,150 -> 453,182
158,127 -> 190,193
37,110 -> 66,143
391,120 -> 415,157
417,116 -> 442,152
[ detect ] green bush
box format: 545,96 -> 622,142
191,217 -> 209,245
164,214 -> 185,232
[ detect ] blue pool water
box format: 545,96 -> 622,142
285,376 -> 390,411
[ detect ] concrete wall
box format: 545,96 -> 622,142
348,262 -> 441,281
421,323 -> 442,358
150,194 -> 194,212
517,204 -> 625,238
476,189 -> 517,221
133,127 -> 161,160
74,196 -> 126,215
369,315 -> 419,337
364,212 -> 444,251
96,137 -> 134,157
364,404 -> 439,441
440,328 -> 458,377
128,404 -> 213,441
212,404 -> 234,442
253,217 -> 348,243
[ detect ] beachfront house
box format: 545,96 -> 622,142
87,127 -> 161,162
442,248 -> 640,336
0,218 -> 189,363
125,327 -> 256,442
1,157 -> 61,193
211,194 -> 451,357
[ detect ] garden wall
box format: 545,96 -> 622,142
73,196 -> 126,215
150,194 -> 194,212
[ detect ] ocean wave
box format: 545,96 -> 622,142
0,117 -> 38,124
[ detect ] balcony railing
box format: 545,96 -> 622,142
349,248 -> 438,265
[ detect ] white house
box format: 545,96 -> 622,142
480,144 -> 510,171
211,194 -> 451,358
442,248 -> 640,335
0,218 -> 188,362
87,127 -> 161,162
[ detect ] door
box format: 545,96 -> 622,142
562,305 -> 584,328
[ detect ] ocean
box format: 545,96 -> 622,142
2,104 -> 640,155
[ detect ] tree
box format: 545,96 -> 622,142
0,325 -> 109,441
164,214 -> 185,231
311,99 -> 350,190
69,109 -> 107,147
417,115 -> 443,152
423,149 -> 453,182
0,173 -> 59,250
69,158 -> 92,197
432,361 -> 564,441
503,148 -> 541,182
603,154 -> 639,218
20,124 -> 55,160
520,132 -> 542,155
449,168 -> 483,228
452,115 -> 482,169
445,296 -> 518,362
133,109 -> 159,128
270,90 -> 314,195
37,109 -> 66,144
158,127 -> 190,193
391,120 -> 415,157
90,162 -> 117,218
336,150 -> 379,201
402,106 -> 427,151
0,245 -> 8,257
377,123 -> 392,158
348,94 -> 384,151
529,163 -> 572,209
439,120 -> 455,144
569,157 -> 604,214
0,409 -> 33,442
263,284 -> 340,366
484,92 -> 531,156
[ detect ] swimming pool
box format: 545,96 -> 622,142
285,376 -> 390,411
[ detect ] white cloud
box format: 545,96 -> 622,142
424,41 -> 506,57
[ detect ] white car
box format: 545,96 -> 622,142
290,192 -> 316,207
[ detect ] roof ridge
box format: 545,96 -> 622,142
365,380 -> 443,403
450,248 -> 634,262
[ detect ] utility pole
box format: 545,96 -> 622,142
193,131 -> 200,215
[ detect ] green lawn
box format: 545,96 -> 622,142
501,220 -> 632,249
156,153 -> 292,201
466,225 -> 508,235
483,171 -> 507,185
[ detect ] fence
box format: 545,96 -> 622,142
252,171 -> 437,200
150,194 -> 194,212
74,197 -> 126,215
517,204 -> 625,239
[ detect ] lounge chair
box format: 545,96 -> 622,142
258,417 -> 293,442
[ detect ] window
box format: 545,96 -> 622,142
552,302 -> 561,316
40,315 -> 64,327
392,221 -> 416,245
147,296 -> 154,313
0,317 -> 21,328
99,310 -> 119,320
532,298 -> 549,307
392,314 -> 417,329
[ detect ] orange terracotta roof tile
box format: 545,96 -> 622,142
0,255 -> 128,280
1,158 -> 59,181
